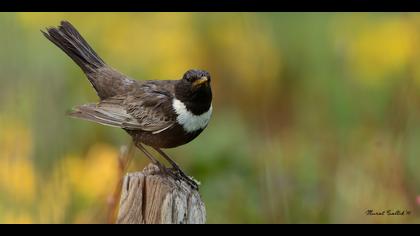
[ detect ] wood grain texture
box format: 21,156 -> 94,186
116,164 -> 206,224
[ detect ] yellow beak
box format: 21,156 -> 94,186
192,76 -> 209,89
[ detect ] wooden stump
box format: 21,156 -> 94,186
116,163 -> 206,224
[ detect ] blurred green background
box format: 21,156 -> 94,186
1,12 -> 420,223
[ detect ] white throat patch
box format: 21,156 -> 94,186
172,98 -> 212,133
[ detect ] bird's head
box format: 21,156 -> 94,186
183,69 -> 211,91
175,69 -> 212,114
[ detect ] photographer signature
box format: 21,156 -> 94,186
365,209 -> 411,216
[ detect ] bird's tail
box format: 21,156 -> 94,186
42,21 -> 106,87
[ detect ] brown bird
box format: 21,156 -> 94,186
42,21 -> 213,189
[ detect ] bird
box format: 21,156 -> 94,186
41,21 -> 213,190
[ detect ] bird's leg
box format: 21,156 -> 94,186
135,142 -> 166,172
152,147 -> 199,190
152,147 -> 182,172
135,143 -> 182,182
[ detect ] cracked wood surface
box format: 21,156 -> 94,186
116,164 -> 206,224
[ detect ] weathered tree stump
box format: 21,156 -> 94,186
116,163 -> 206,224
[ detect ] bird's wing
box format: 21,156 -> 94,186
68,87 -> 177,133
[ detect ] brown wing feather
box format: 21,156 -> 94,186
68,80 -> 177,132
68,103 -> 143,130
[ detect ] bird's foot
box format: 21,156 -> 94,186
150,159 -> 199,190
167,167 -> 199,190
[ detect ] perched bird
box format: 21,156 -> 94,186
42,21 -> 213,189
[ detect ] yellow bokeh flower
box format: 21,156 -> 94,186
36,165 -> 71,224
0,116 -> 36,203
334,16 -> 415,87
65,143 -> 119,200
2,212 -> 33,224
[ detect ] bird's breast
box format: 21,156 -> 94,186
172,98 -> 212,133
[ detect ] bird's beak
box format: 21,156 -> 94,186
192,76 -> 209,90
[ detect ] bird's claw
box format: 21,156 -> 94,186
166,167 -> 199,190
154,164 -> 199,190
173,168 -> 199,190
